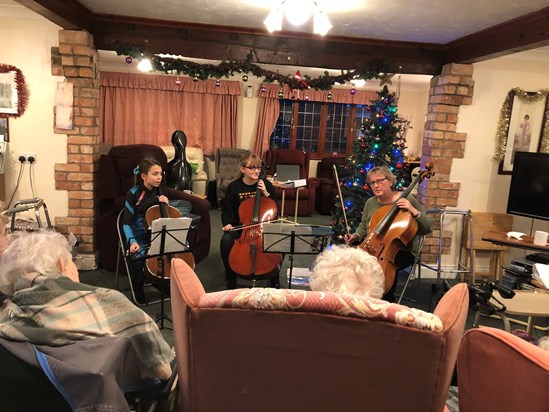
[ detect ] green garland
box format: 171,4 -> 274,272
114,42 -> 389,91
494,87 -> 549,161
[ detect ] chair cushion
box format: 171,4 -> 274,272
199,288 -> 443,332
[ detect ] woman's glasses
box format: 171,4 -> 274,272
369,177 -> 387,186
244,166 -> 261,171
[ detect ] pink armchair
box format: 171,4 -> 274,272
457,327 -> 549,412
170,258 -> 469,412
264,148 -> 319,217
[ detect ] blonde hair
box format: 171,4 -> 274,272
236,151 -> 262,179
309,245 -> 385,299
367,165 -> 396,186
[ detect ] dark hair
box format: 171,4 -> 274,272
139,158 -> 161,175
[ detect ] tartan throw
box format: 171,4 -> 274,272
0,273 -> 173,371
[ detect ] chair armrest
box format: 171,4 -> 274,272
166,188 -> 211,215
305,177 -> 320,190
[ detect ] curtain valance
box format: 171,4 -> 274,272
101,72 -> 241,95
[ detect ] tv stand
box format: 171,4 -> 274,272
526,252 -> 549,264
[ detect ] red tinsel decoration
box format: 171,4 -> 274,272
0,63 -> 28,118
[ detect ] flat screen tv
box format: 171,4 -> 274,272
506,151 -> 549,221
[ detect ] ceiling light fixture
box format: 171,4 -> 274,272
264,0 -> 333,36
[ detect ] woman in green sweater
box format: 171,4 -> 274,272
344,165 -> 434,302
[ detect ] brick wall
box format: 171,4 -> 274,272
419,63 -> 475,263
52,30 -> 100,269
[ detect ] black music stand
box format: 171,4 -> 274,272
263,223 -> 332,289
148,217 -> 192,329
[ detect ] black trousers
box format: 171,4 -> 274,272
220,230 -> 280,289
382,250 -> 415,303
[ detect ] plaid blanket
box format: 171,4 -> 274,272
0,273 -> 173,371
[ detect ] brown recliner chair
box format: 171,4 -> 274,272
264,148 -> 320,217
170,257 -> 469,412
97,144 -> 211,272
316,156 -> 350,215
457,327 -> 549,412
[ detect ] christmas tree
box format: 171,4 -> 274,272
332,86 -> 412,242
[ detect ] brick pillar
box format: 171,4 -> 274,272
52,30 -> 100,269
419,63 -> 474,263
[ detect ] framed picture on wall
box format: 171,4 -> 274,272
0,117 -> 8,142
0,70 -> 18,115
498,90 -> 548,174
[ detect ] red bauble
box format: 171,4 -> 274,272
395,163 -> 403,169
363,184 -> 369,190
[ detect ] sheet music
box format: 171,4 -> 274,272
149,217 -> 192,255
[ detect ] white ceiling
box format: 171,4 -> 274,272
2,0 -> 548,89
75,0 -> 548,44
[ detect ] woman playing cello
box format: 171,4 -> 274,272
344,165 -> 434,302
221,151 -> 279,289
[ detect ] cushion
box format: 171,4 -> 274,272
199,288 -> 443,332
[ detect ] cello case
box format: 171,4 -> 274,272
167,129 -> 193,191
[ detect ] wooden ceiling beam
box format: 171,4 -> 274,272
444,6 -> 549,63
89,16 -> 445,75
14,0 -> 91,30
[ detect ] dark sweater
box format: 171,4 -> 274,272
221,178 -> 277,227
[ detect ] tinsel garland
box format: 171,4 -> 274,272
0,63 -> 28,118
114,42 -> 389,91
494,88 -> 549,161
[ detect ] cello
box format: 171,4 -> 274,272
357,163 -> 435,292
144,189 -> 195,282
228,172 -> 282,279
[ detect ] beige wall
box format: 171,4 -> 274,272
0,12 -> 67,221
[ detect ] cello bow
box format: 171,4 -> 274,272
333,164 -> 351,236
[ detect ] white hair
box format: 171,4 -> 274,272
0,230 -> 72,296
309,245 -> 385,299
539,336 -> 549,351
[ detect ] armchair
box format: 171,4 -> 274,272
215,148 -> 249,206
171,257 -> 469,412
457,327 -> 549,412
97,144 -> 211,272
264,148 -> 320,217
316,156 -> 350,215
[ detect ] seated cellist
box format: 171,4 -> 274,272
344,165 -> 434,302
220,151 -> 278,289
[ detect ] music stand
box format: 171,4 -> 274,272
263,222 -> 332,289
148,217 -> 192,329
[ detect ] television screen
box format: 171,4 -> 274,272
506,151 -> 549,221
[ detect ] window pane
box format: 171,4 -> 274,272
324,103 -> 350,155
296,101 -> 321,153
354,104 -> 371,139
269,100 -> 293,149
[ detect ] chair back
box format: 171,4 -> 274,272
214,148 -> 249,201
265,148 -> 310,179
171,258 -> 469,412
458,327 -> 549,412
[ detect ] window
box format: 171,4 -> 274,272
270,99 -> 369,158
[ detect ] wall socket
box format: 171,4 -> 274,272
18,153 -> 37,163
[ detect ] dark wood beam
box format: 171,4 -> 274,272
89,16 -> 445,75
15,0 -> 91,30
444,6 -> 549,63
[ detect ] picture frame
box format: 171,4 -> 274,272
0,70 -> 18,115
0,117 -> 7,142
0,63 -> 28,118
498,90 -> 548,174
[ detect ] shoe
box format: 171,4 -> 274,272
133,283 -> 147,306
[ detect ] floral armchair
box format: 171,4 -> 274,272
170,258 -> 469,412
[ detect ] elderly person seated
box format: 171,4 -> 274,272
0,230 -> 173,380
309,245 -> 385,299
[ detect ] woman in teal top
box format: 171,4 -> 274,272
344,165 -> 434,302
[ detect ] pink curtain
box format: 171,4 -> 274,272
100,72 -> 241,155
252,84 -> 379,156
